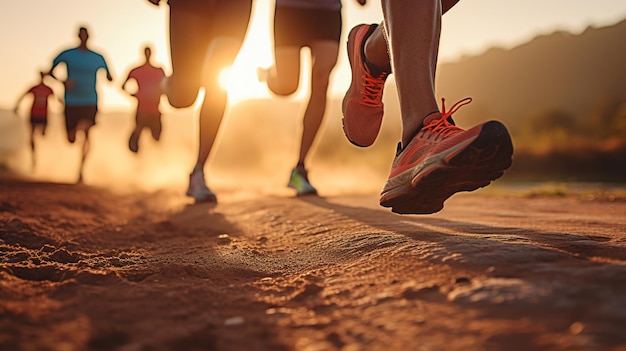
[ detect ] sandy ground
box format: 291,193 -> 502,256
1,175 -> 626,351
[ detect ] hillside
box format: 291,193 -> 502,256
435,18 -> 626,133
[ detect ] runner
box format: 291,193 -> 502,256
342,0 -> 514,214
145,0 -> 253,203
47,26 -> 114,183
121,45 -> 166,153
13,71 -> 59,168
259,0 -> 367,196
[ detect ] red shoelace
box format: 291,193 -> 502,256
360,70 -> 388,106
422,97 -> 473,139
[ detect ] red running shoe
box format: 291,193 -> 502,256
342,24 -> 389,147
379,98 -> 514,214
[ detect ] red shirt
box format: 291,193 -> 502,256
128,64 -> 166,113
28,83 -> 54,119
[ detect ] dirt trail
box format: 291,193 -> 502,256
1,178 -> 626,351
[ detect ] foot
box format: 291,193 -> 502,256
342,24 -> 389,148
379,98 -> 514,214
186,168 -> 217,203
288,166 -> 318,196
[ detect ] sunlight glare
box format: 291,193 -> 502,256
218,66 -> 232,92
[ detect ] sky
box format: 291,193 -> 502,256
2,0 -> 626,112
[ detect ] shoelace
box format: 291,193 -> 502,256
422,97 -> 472,139
360,70 -> 387,106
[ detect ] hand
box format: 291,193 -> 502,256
147,0 -> 160,6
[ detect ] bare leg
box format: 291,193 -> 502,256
29,125 -> 36,169
365,0 -> 462,146
196,37 -> 245,168
298,41 -> 338,166
365,0 -> 460,69
167,8 -> 206,110
129,126 -> 141,153
168,1 -> 252,171
165,1 -> 252,202
151,117 -> 162,141
67,128 -> 77,144
266,46 -> 301,96
382,0 -> 441,146
78,127 -> 91,184
373,0 -> 513,214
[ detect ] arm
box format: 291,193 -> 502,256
121,75 -> 130,92
47,63 -> 60,81
13,90 -> 29,114
47,54 -> 63,81
102,57 -> 114,82
120,72 -> 135,96
48,52 -> 76,90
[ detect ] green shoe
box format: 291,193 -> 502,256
288,167 -> 318,196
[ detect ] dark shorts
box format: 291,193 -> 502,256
136,111 -> 162,138
166,0 -> 253,106
274,6 -> 342,47
168,0 -> 252,38
65,105 -> 98,132
30,115 -> 47,127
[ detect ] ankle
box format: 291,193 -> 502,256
363,28 -> 391,76
365,59 -> 391,78
401,110 -> 441,146
192,164 -> 204,173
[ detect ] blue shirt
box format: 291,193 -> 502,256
52,47 -> 110,106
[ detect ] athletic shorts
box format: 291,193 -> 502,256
64,105 -> 97,132
30,114 -> 47,127
136,111 -> 162,137
166,0 -> 253,104
168,0 -> 253,38
273,6 -> 342,47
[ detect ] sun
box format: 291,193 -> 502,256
218,67 -> 232,91
217,63 -> 271,104
212,0 -> 275,104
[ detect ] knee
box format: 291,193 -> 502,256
166,90 -> 197,108
268,80 -> 298,96
164,77 -> 199,108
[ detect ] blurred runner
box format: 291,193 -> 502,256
14,71 -> 60,169
47,26 -> 114,183
121,45 -> 166,153
342,0 -> 514,214
145,0 -> 253,203
259,0 -> 367,196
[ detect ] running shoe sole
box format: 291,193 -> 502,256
380,120 -> 513,214
186,191 -> 217,203
287,184 -> 318,196
288,177 -> 318,196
